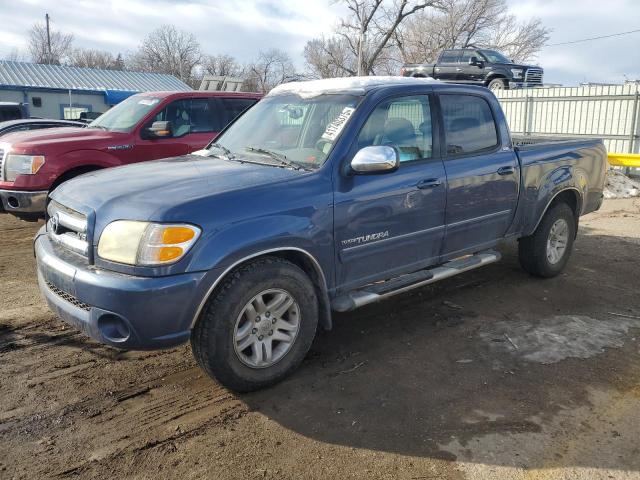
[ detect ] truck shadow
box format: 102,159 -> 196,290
241,231 -> 640,471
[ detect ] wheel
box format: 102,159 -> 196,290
191,257 -> 318,392
487,78 -> 507,91
518,202 -> 576,278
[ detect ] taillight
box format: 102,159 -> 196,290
400,67 -> 406,76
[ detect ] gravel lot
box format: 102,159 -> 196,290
1,199 -> 640,480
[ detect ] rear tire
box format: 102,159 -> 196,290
518,202 -> 576,278
191,257 -> 318,392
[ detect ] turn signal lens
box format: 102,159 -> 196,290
162,226 -> 196,244
158,246 -> 184,262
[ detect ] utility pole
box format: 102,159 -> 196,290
45,13 -> 52,65
356,7 -> 365,76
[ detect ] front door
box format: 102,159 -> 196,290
438,92 -> 519,258
456,51 -> 486,85
133,98 -> 223,162
333,94 -> 447,292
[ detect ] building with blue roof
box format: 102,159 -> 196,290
0,61 -> 191,120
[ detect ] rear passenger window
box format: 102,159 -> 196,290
440,95 -> 498,156
190,98 -> 222,133
357,95 -> 433,163
222,98 -> 257,124
439,50 -> 461,63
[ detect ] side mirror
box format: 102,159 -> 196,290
469,56 -> 482,67
350,146 -> 399,174
144,120 -> 173,139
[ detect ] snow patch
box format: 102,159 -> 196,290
604,168 -> 640,199
481,314 -> 640,364
268,76 -> 437,98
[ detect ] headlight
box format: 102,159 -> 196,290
5,154 -> 45,181
511,68 -> 524,79
97,221 -> 201,266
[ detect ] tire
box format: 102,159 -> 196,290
191,257 -> 319,392
487,78 -> 507,91
518,202 -> 576,278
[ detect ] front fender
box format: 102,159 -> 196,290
184,214 -> 334,331
187,212 -> 332,276
57,149 -> 122,171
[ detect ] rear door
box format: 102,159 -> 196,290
434,50 -> 462,82
333,93 -> 447,290
438,92 -> 519,258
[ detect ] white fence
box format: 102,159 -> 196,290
494,84 -> 640,154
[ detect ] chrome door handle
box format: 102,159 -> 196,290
417,178 -> 442,189
455,68 -> 462,71
497,166 -> 515,175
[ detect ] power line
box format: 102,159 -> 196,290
547,28 -> 640,47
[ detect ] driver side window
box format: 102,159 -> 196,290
357,95 -> 433,163
149,99 -> 192,138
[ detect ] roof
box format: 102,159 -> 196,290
135,91 -> 263,99
268,76 -> 438,98
0,61 -> 191,93
0,119 -> 84,129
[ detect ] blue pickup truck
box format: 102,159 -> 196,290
35,77 -> 607,391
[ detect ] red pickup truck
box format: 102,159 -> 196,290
0,90 -> 261,219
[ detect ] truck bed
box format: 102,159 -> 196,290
509,136 -> 607,236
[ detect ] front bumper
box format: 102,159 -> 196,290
35,228 -> 207,350
509,81 -> 542,89
0,188 -> 48,214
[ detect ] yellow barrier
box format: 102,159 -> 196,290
608,153 -> 640,168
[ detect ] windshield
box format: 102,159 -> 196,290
208,93 -> 362,170
88,95 -> 161,132
479,50 -> 513,64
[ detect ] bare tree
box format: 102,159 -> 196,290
486,17 -> 550,63
338,0 -> 443,75
28,21 -> 73,65
245,49 -> 297,93
304,36 -> 356,78
129,25 -> 202,84
396,0 -> 550,64
202,54 -> 244,77
69,49 -> 124,70
303,0 -> 443,77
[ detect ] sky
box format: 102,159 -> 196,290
0,0 -> 639,86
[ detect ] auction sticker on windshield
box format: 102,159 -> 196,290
321,107 -> 355,141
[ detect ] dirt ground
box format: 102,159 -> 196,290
1,198 -> 640,480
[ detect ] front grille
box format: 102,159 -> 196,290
525,68 -> 543,84
45,281 -> 91,311
47,201 -> 89,258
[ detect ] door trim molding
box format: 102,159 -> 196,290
446,209 -> 512,229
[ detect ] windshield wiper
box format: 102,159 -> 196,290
210,142 -> 233,157
245,147 -> 309,171
87,124 -> 108,130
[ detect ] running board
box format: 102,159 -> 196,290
331,250 -> 501,312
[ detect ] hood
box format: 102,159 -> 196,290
52,153 -> 303,222
2,127 -> 123,153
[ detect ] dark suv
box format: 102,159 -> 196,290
401,48 -> 543,91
